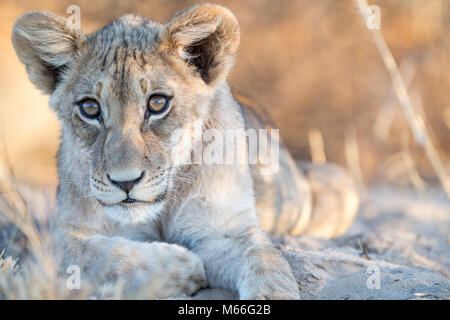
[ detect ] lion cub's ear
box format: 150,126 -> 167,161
160,4 -> 240,86
12,12 -> 86,94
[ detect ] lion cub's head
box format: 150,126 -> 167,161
12,4 -> 240,223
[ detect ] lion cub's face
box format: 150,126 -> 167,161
65,28 -> 207,221
12,5 -> 239,223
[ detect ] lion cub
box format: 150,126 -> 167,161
12,4 -> 358,299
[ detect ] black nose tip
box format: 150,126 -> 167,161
108,172 -> 144,194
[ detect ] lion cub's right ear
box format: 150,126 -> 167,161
12,12 -> 86,95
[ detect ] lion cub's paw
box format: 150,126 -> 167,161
146,243 -> 207,299
238,253 -> 300,300
114,242 -> 206,299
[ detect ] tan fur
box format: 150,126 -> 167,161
12,4 -> 358,299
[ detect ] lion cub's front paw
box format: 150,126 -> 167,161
159,244 -> 207,298
118,242 -> 207,299
145,243 -> 207,299
238,250 -> 300,300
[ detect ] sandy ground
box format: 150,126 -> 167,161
193,187 -> 450,300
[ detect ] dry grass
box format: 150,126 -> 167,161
0,163 -> 70,299
356,0 -> 450,196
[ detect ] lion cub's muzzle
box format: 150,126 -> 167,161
90,166 -> 169,208
106,170 -> 147,204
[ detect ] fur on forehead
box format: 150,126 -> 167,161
86,15 -> 162,55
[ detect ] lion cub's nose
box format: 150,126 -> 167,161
108,171 -> 144,194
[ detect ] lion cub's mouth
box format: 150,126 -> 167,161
122,198 -> 140,204
117,190 -> 167,207
118,197 -> 147,208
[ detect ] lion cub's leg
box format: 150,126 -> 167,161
195,225 -> 298,300
169,206 -> 299,300
297,162 -> 360,238
59,234 -> 207,298
253,154 -> 359,238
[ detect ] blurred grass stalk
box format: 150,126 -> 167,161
308,128 -> 327,164
345,128 -> 365,191
373,57 -> 417,142
356,0 -> 450,197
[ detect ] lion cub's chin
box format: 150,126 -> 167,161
103,202 -> 163,225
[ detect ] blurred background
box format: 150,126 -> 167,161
0,0 -> 449,192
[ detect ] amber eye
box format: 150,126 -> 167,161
79,99 -> 101,119
148,95 -> 170,115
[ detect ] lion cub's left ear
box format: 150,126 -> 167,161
160,4 -> 240,86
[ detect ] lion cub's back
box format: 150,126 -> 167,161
236,93 -> 359,238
